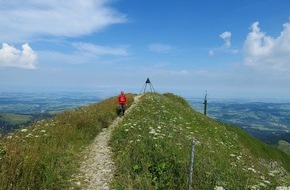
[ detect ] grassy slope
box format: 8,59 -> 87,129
1,92 -> 289,189
110,93 -> 290,190
0,94 -> 134,190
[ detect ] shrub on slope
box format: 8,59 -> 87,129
111,93 -> 290,189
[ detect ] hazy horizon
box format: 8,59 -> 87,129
1,1 -> 290,101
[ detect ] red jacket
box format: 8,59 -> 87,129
118,94 -> 127,104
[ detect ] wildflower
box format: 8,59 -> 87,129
7,136 -> 13,139
149,128 -> 157,135
40,130 -> 46,133
230,162 -> 237,167
25,133 -> 33,138
125,129 -> 129,132
275,186 -> 290,190
214,186 -> 225,190
248,167 -> 257,173
263,180 -> 270,185
269,170 -> 279,177
21,129 -> 28,132
250,185 -> 259,190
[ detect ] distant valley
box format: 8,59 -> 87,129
0,92 -> 102,133
188,99 -> 290,146
1,92 -> 289,149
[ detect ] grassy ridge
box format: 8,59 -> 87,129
0,94 -> 134,190
110,93 -> 290,189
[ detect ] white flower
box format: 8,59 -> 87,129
263,180 -> 270,185
7,136 -> 13,139
21,129 -> 28,132
214,186 -> 225,190
25,133 -> 33,138
275,186 -> 290,190
230,154 -> 236,157
258,182 -> 266,187
248,167 -> 257,173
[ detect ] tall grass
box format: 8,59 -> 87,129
0,94 -> 134,190
110,93 -> 290,189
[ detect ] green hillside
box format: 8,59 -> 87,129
110,93 -> 290,189
0,92 -> 289,189
0,94 -> 134,190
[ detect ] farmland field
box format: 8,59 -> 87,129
0,91 -> 102,133
188,99 -> 290,146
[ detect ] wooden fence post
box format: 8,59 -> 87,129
188,140 -> 195,190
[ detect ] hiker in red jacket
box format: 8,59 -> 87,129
117,91 -> 127,116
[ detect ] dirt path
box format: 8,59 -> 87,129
70,95 -> 141,190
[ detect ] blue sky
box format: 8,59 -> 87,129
0,0 -> 290,100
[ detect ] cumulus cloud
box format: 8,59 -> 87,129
148,43 -> 174,53
73,42 -> 130,56
244,21 -> 290,71
220,31 -> 232,47
209,31 -> 233,56
0,0 -> 127,42
0,43 -> 37,69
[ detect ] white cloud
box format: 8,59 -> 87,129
0,0 -> 127,42
148,43 -> 174,53
0,43 -> 37,69
219,31 -> 232,47
244,21 -> 290,71
73,42 -> 130,56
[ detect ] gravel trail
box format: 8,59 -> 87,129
70,95 -> 141,190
